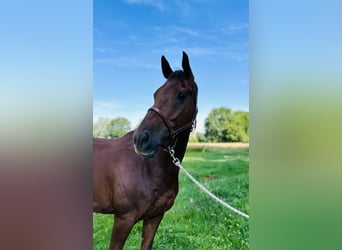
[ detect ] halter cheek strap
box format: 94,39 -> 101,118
148,106 -> 197,140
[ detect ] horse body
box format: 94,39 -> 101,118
93,132 -> 179,218
93,52 -> 197,250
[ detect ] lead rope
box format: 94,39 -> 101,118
168,147 -> 249,219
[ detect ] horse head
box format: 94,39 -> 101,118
133,52 -> 198,158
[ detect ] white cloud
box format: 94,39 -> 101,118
123,0 -> 165,11
94,57 -> 159,69
93,101 -> 121,120
93,27 -> 105,37
172,27 -> 201,37
227,22 -> 249,32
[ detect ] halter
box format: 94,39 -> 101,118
148,106 -> 198,149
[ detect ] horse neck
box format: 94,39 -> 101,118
174,132 -> 191,163
155,132 -> 190,172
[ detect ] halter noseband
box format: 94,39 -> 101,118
148,106 -> 197,148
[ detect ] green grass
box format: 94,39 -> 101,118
93,148 -> 249,249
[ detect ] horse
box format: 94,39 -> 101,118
93,51 -> 198,250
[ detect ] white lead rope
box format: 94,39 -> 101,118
168,148 -> 249,219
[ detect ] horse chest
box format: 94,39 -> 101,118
143,187 -> 177,218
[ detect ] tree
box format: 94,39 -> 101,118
93,117 -> 131,139
204,107 -> 233,142
223,124 -> 240,142
204,107 -> 249,142
106,117 -> 131,139
233,111 -> 249,136
93,117 -> 111,138
223,124 -> 248,142
225,111 -> 249,142
196,132 -> 208,142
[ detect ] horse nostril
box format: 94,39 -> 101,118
139,131 -> 151,149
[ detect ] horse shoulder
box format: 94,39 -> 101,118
140,163 -> 179,218
93,133 -> 135,213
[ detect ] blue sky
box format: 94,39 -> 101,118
94,0 -> 248,132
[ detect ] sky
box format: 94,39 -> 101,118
93,0 -> 249,133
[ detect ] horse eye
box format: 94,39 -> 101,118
177,92 -> 187,100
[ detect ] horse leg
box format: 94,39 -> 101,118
109,215 -> 136,250
140,214 -> 164,250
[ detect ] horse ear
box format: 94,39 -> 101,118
182,51 -> 194,80
161,55 -> 173,79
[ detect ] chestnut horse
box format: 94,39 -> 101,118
93,52 -> 198,250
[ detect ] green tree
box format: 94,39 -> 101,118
223,124 -> 240,142
106,117 -> 131,138
196,132 -> 208,142
93,117 -> 131,139
224,111 -> 249,142
205,107 -> 233,142
93,117 -> 111,138
205,107 -> 249,142
223,124 -> 248,142
233,111 -> 249,135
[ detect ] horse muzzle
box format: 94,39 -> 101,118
133,130 -> 159,158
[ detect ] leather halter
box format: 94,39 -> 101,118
148,106 -> 198,148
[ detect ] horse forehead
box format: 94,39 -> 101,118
154,80 -> 180,96
166,77 -> 193,91
169,78 -> 185,88
154,76 -> 195,99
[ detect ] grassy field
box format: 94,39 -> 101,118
93,147 -> 249,249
